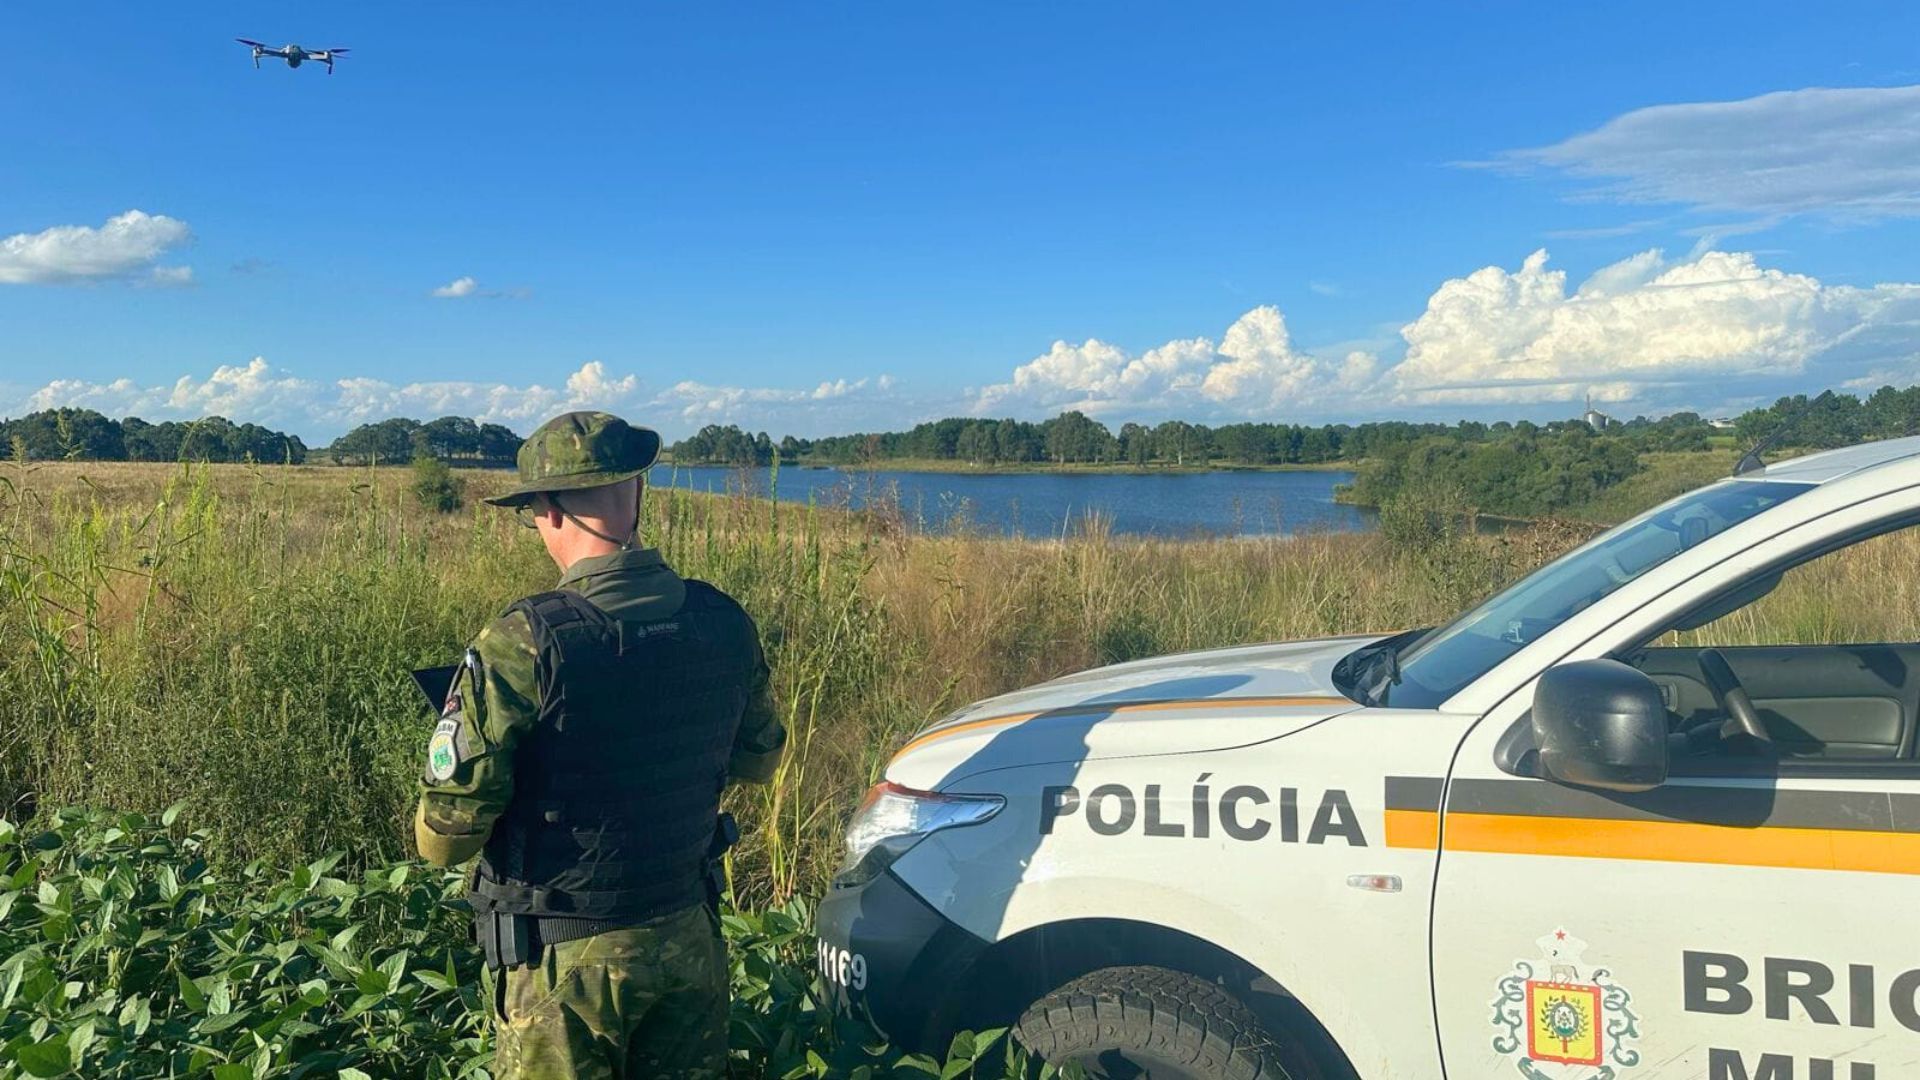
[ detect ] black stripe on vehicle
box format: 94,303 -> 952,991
1384,776 -> 1445,812
1891,793 -> 1920,833
1385,775 -> 1920,835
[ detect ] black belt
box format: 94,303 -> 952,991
475,912 -> 635,971
534,916 -> 629,947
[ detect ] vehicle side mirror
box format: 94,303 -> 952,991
1531,659 -> 1668,792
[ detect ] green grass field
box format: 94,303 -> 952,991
0,460 -> 1527,886
5,448 -> 1887,888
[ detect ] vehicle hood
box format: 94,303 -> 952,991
886,634 -> 1381,791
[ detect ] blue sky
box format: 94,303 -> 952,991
4,2 -> 1920,439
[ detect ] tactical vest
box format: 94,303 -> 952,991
468,580 -> 756,924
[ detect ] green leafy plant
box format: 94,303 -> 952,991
0,808 -> 1065,1079
0,807 -> 486,1079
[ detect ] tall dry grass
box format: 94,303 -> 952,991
1666,526 -> 1920,647
3,460 -> 1598,904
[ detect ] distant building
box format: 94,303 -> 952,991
1582,392 -> 1612,431
1708,417 -> 1737,430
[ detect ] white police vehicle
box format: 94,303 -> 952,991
817,438 -> 1920,1079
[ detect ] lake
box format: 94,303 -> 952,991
646,464 -> 1374,538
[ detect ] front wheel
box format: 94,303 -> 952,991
1013,966 -> 1294,1080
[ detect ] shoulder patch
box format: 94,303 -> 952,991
426,718 -> 461,782
423,650 -> 482,785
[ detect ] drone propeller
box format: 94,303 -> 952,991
323,47 -> 351,55
235,38 -> 269,47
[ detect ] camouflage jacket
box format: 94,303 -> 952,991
414,548 -> 786,867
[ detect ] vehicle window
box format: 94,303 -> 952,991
1629,520 -> 1920,766
1376,480 -> 1810,709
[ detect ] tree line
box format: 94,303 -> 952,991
1341,387 -> 1920,518
0,409 -> 310,464
673,409 -> 1713,468
673,413 -> 1360,467
0,409 -> 535,467
670,385 -> 1920,471
14,381 -> 1920,475
322,416 -> 521,466
1729,386 -> 1920,449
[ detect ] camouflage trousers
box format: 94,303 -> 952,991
483,905 -> 729,1080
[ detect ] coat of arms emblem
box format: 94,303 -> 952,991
1490,929 -> 1640,1079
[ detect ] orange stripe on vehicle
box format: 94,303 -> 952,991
1384,808 -> 1442,849
1384,809 -> 1920,876
891,695 -> 1348,761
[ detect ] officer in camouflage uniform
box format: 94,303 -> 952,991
415,411 -> 786,1080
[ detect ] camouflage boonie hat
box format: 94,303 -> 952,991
483,411 -> 661,507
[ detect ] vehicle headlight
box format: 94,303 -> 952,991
835,781 -> 1003,888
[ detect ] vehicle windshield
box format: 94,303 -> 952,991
1373,479 -> 1812,709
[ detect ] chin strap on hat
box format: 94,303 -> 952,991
551,495 -> 638,550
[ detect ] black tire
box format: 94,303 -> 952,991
1013,965 -> 1293,1080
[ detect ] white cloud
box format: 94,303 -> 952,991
144,265 -> 195,288
14,359 -> 645,434
1492,84 -> 1920,223
648,376 -> 901,431
965,247 -> 1920,420
1388,248 -> 1920,405
564,360 -> 639,402
24,358 -> 320,420
12,359 -> 899,440
429,276 -> 528,300
0,210 -> 193,285
971,306 -> 1377,419
332,360 -> 642,425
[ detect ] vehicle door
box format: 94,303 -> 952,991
1429,497 -> 1920,1080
